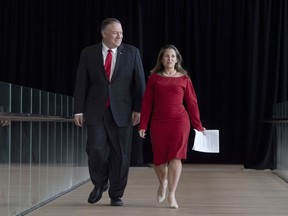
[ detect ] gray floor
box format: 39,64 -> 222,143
26,164 -> 288,216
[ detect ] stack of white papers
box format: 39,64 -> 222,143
192,129 -> 220,153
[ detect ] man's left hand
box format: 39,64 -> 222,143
131,112 -> 140,126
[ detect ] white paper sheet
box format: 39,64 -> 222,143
192,129 -> 220,153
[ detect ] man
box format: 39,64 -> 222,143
73,18 -> 146,206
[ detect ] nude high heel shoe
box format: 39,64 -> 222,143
168,194 -> 179,209
157,179 -> 167,203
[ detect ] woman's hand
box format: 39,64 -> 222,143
202,127 -> 206,135
138,129 -> 146,138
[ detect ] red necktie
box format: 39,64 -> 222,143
104,50 -> 112,108
104,49 -> 112,80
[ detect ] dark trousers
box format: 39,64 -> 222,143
86,108 -> 133,198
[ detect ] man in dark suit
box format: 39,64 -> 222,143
73,18 -> 146,206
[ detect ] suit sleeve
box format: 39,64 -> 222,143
184,77 -> 204,131
132,48 -> 146,112
73,49 -> 88,115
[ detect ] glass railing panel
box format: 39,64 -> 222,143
273,101 -> 288,181
0,81 -> 11,112
32,89 -> 41,114
11,85 -> 21,113
22,87 -> 32,113
0,81 -> 88,216
9,121 -> 22,215
62,96 -> 69,117
41,91 -> 48,115
0,80 -> 11,216
56,94 -> 62,116
38,122 -> 50,203
68,97 -> 74,117
0,121 -> 10,216
31,121 -> 42,205
48,93 -> 56,116
18,121 -> 32,213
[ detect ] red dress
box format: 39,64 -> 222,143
139,73 -> 203,165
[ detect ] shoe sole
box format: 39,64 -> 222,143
110,202 -> 123,206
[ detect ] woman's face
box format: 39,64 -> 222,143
161,48 -> 177,70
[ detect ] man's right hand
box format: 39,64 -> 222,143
74,115 -> 84,127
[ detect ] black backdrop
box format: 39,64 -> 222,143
0,0 -> 287,169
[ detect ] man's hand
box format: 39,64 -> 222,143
131,112 -> 140,126
74,115 -> 84,127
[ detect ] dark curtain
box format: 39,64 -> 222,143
0,0 -> 287,168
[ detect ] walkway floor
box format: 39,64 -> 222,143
26,164 -> 288,216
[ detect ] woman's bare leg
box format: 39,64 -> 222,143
153,163 -> 168,202
167,159 -> 182,208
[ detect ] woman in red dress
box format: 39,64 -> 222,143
139,45 -> 205,208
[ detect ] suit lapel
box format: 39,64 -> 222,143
111,45 -> 124,82
93,44 -> 109,82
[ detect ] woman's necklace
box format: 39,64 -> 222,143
162,70 -> 177,77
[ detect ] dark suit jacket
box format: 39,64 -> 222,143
74,43 -> 146,127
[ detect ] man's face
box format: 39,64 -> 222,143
102,22 -> 123,49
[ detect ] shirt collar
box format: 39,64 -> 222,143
102,43 -> 117,54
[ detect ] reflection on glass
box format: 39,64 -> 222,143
274,101 -> 288,181
32,89 -> 40,114
0,82 -> 88,216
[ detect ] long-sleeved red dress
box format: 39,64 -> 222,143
139,73 -> 203,165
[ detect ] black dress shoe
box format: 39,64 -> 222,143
87,183 -> 109,204
110,197 -> 123,206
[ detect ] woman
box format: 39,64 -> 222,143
139,45 -> 205,209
